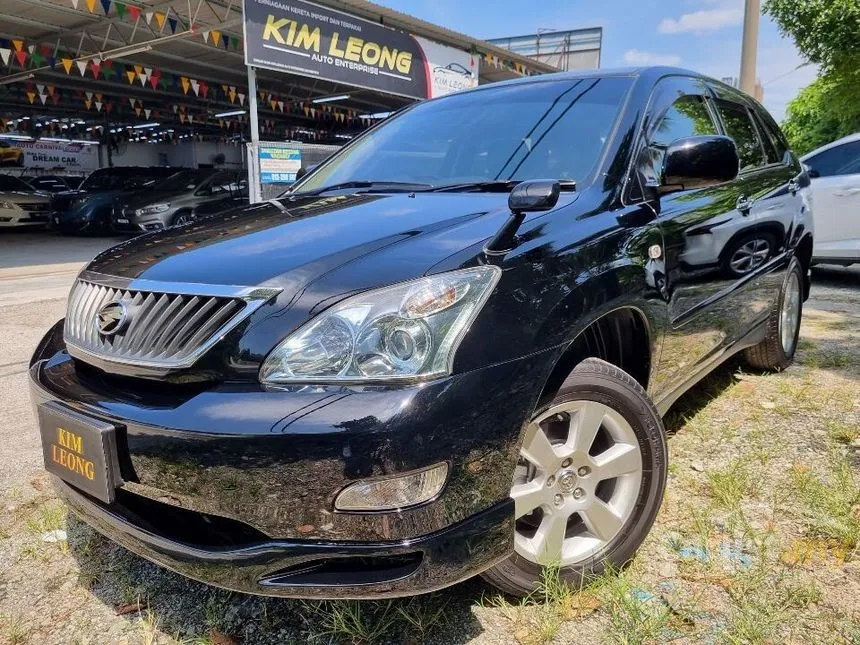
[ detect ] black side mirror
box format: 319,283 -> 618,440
508,179 -> 561,214
661,135 -> 739,194
807,168 -> 820,179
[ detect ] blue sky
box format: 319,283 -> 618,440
378,0 -> 817,122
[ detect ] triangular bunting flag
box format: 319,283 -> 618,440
149,70 -> 161,89
115,1 -> 125,18
36,84 -> 45,94
237,93 -> 245,106
202,31 -> 209,43
0,49 -> 10,66
277,100 -> 284,112
154,12 -> 165,29
26,91 -> 36,104
144,11 -> 153,24
95,101 -> 103,111
14,50 -> 26,67
47,84 -> 55,96
85,91 -> 93,101
269,99 -> 276,110
100,0 -> 111,15
135,106 -> 142,116
128,5 -> 140,21
84,99 -> 92,109
128,97 -> 136,108
61,57 -> 73,73
222,35 -> 230,49
90,60 -> 101,78
144,108 -> 151,119
86,0 -> 96,13
126,69 -> 135,84
71,0 -> 79,7
168,17 -> 177,33
179,113 -> 185,123
77,60 -> 88,75
211,31 -> 221,47
12,40 -> 23,52
39,93 -> 48,105
180,76 -> 190,94
190,79 -> 200,96
199,80 -> 208,98
172,104 -> 178,113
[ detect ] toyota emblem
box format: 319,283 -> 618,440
95,301 -> 128,336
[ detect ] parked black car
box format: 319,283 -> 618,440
30,67 -> 812,599
52,166 -> 175,233
22,175 -> 72,194
112,169 -> 245,232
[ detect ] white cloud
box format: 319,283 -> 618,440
658,9 -> 743,34
623,49 -> 681,66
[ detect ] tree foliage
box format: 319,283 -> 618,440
764,0 -> 860,153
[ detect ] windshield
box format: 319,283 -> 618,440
155,169 -> 215,192
80,169 -> 124,191
295,77 -> 632,194
0,175 -> 34,192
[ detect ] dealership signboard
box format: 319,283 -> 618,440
13,140 -> 99,171
259,145 -> 302,183
243,0 -> 478,99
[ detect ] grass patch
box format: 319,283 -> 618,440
598,566 -> 672,645
707,460 -> 754,510
23,500 -> 65,535
826,419 -> 859,444
0,613 -> 29,645
792,454 -> 860,554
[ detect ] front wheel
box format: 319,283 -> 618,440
483,358 -> 668,597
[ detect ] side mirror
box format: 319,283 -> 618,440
661,135 -> 739,194
807,168 -> 820,179
508,179 -> 561,214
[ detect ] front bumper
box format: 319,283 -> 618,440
30,321 -> 552,597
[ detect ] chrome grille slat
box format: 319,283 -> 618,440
62,276 -> 278,372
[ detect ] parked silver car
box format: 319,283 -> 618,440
111,169 -> 244,233
0,174 -> 52,228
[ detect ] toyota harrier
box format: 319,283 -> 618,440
30,67 -> 813,599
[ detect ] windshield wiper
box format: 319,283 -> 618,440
427,179 -> 576,193
289,180 -> 432,197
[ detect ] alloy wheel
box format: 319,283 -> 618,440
729,238 -> 771,274
512,401 -> 643,566
780,271 -> 801,355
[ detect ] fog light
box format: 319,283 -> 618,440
334,462 -> 449,511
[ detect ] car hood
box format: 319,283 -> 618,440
87,191 -> 578,289
119,189 -> 190,210
0,191 -> 50,204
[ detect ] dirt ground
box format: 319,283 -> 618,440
1,248 -> 858,644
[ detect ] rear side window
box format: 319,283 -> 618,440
714,100 -> 766,171
805,140 -> 860,177
754,109 -> 789,161
649,95 -> 718,148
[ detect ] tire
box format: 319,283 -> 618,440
744,258 -> 803,371
721,231 -> 776,279
172,211 -> 193,226
482,358 -> 668,597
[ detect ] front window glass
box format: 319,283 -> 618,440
649,95 -> 717,148
805,141 -> 860,177
155,169 -> 214,191
295,77 -> 632,193
714,100 -> 766,171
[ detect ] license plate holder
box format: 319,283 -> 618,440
39,402 -> 122,504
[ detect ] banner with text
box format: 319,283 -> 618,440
244,0 -> 475,99
15,140 -> 99,171
259,145 -> 302,183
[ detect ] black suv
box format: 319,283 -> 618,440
30,68 -> 812,599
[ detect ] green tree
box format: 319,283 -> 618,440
764,0 -> 860,153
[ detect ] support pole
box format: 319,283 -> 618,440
739,0 -> 760,96
246,64 -> 263,203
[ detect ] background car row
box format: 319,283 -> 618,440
0,166 -> 249,235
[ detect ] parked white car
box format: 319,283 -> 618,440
0,174 -> 52,227
801,132 -> 860,266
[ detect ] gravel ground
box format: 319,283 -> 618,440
1,230 -> 858,644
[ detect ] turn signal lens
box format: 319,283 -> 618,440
334,463 -> 449,511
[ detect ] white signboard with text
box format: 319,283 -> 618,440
415,36 -> 480,98
16,140 -> 99,171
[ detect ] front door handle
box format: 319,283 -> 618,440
736,194 -> 754,215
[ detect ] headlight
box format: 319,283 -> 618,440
135,203 -> 170,216
260,266 -> 501,384
0,200 -> 16,210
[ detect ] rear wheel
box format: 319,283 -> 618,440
744,258 -> 803,371
482,358 -> 667,597
172,211 -> 193,226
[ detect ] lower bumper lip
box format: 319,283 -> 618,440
54,476 -> 514,599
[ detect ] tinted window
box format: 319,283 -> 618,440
714,100 -> 766,171
0,175 -> 34,192
296,77 -> 632,192
754,109 -> 789,161
805,140 -> 860,177
649,95 -> 717,148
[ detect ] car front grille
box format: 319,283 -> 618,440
24,202 -> 51,213
63,271 -> 281,372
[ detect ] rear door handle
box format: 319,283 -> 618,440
736,194 -> 754,215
